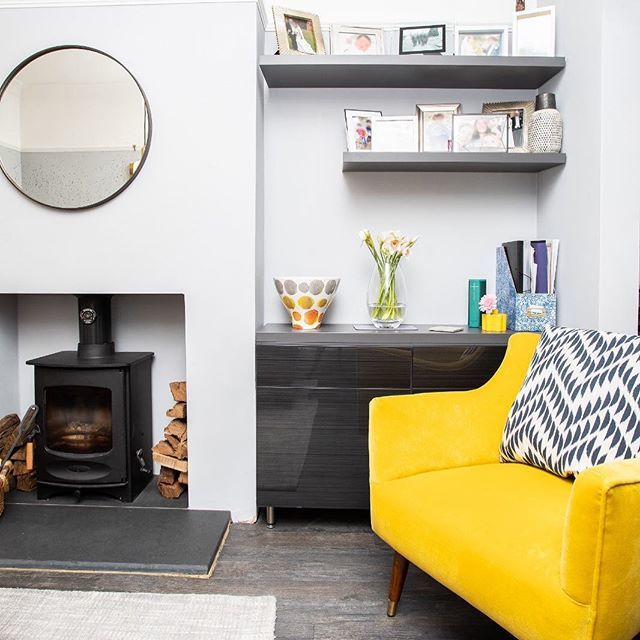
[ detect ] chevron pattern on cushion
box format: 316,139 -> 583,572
500,326 -> 640,477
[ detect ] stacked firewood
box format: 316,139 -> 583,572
152,382 -> 188,499
0,414 -> 36,516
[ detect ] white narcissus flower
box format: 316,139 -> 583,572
359,229 -> 371,242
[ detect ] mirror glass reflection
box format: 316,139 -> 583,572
0,47 -> 150,210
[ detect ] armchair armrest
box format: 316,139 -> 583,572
369,332 -> 539,484
561,458 -> 640,639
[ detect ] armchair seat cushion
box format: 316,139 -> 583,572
371,462 -> 589,639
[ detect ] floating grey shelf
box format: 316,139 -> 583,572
342,152 -> 567,173
259,55 -> 565,89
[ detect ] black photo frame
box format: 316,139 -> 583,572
399,24 -> 446,55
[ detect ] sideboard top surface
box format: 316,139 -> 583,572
257,323 -> 514,347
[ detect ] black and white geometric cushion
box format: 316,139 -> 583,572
500,326 -> 640,477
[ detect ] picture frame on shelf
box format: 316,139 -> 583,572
513,7 -> 556,56
399,25 -> 446,55
331,26 -> 384,55
273,6 -> 326,55
482,101 -> 535,152
371,116 -> 419,152
454,25 -> 509,56
452,114 -> 509,152
416,103 -> 461,152
344,109 -> 382,151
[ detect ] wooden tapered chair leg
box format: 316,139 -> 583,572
387,551 -> 409,617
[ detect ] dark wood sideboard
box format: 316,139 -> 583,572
256,324 -> 513,522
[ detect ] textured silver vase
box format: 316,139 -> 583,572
529,93 -> 563,153
529,109 -> 563,153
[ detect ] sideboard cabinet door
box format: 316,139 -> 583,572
412,346 -> 506,391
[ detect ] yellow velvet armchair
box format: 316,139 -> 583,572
370,333 -> 640,640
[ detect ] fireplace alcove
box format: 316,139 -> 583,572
0,293 -> 188,502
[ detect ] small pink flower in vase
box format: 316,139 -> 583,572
479,293 -> 498,315
479,293 -> 507,332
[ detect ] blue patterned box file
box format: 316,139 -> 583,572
496,246 -> 556,332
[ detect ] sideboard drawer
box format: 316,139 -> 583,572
256,345 -> 411,389
412,346 -> 506,391
257,387 -> 404,507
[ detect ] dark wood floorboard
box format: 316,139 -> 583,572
0,508 -> 518,639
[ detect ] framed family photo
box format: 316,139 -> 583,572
454,25 -> 509,56
273,7 -> 325,55
482,101 -> 535,152
331,26 -> 384,55
452,114 -> 509,152
416,104 -> 461,152
399,25 -> 446,55
344,109 -> 382,151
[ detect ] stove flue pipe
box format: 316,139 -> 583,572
75,294 -> 115,359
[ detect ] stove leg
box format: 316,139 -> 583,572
266,506 -> 275,528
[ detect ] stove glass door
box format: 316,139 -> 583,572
44,385 -> 113,454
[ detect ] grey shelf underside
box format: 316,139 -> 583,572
259,55 -> 566,89
342,152 -> 566,173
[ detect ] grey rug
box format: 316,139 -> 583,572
0,588 -> 276,639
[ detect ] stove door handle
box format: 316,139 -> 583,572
136,448 -> 152,474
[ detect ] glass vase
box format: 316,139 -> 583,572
367,263 -> 407,329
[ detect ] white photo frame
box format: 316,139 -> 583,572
331,26 -> 384,55
454,25 -> 509,56
371,116 -> 418,153
416,104 -> 461,152
344,109 -> 382,151
513,7 -> 556,57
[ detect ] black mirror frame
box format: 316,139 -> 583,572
0,44 -> 152,211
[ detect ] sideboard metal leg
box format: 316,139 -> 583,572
266,506 -> 275,528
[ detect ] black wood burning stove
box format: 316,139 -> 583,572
27,295 -> 153,502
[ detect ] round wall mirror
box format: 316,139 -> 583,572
0,46 -> 151,210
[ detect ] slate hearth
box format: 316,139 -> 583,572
0,481 -> 229,576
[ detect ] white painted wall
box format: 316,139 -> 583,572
597,0 -> 640,333
15,294 -> 186,467
537,0 -> 640,333
0,296 -> 18,417
0,1 -> 262,520
536,0 -> 604,329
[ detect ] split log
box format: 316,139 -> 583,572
173,441 -> 188,461
152,440 -> 174,457
169,381 -> 187,403
166,402 -> 187,419
164,419 -> 187,441
0,414 -> 20,440
178,472 -> 188,485
158,465 -> 178,485
165,434 -> 181,450
152,452 -> 188,473
0,461 -> 13,493
157,477 -> 185,499
16,472 -> 36,492
11,461 -> 29,476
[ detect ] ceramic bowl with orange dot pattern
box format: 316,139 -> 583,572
274,276 -> 340,330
